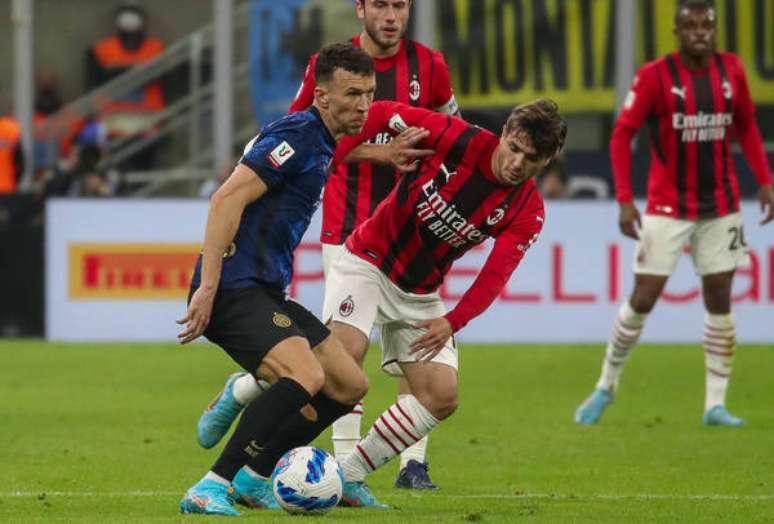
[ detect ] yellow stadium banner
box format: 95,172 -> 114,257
436,0 -> 774,110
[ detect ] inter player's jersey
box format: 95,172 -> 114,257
611,51 -> 771,220
289,35 -> 458,244
334,101 -> 544,332
192,107 -> 335,291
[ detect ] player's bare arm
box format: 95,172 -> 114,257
177,164 -> 268,344
343,127 -> 433,172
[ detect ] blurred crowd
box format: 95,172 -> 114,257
1,4 -> 166,224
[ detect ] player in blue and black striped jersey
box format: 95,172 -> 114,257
177,43 -> 380,517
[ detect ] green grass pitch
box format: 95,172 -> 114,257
1,340 -> 773,522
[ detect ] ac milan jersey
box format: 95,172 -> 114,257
335,101 -> 544,332
611,52 -> 771,220
289,35 -> 458,244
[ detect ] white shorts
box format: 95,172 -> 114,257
633,213 -> 750,276
321,243 -> 345,280
322,248 -> 459,377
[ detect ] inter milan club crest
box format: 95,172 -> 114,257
339,295 -> 355,317
486,207 -> 506,226
272,312 -> 292,328
409,75 -> 421,102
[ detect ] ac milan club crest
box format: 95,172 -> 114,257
339,295 -> 355,317
486,207 -> 506,226
409,75 -> 420,102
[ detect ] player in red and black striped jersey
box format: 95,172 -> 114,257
290,6 -> 459,245
290,0 -> 458,492
324,100 -> 566,495
576,0 -> 774,428
337,102 -> 549,328
196,0 -> 458,494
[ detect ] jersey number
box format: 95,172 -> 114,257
728,226 -> 747,251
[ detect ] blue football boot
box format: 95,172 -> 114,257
574,388 -> 614,425
179,478 -> 239,516
703,405 -> 745,427
197,372 -> 247,449
394,460 -> 439,490
340,481 -> 390,509
231,468 -> 280,509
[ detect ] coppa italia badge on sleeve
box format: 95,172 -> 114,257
267,141 -> 295,168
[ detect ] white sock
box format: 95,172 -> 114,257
341,395 -> 439,482
241,466 -> 269,481
397,394 -> 428,468
204,471 -> 230,486
596,301 -> 647,391
232,374 -> 269,406
332,402 -> 363,463
703,312 -> 735,412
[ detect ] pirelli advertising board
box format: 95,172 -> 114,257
68,244 -> 199,300
437,0 -> 774,110
47,199 -> 773,342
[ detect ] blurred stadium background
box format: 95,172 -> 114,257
1,1 -> 773,521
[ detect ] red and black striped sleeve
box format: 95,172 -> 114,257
429,50 -> 459,115
610,63 -> 659,203
444,187 -> 545,333
730,56 -> 772,186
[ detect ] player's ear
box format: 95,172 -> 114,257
314,85 -> 329,109
355,0 -> 366,20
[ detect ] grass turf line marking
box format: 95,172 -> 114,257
3,491 -> 773,501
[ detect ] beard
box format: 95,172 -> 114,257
363,20 -> 402,50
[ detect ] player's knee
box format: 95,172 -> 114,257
427,389 -> 459,420
289,360 -> 326,396
303,365 -> 326,395
629,293 -> 657,313
342,371 -> 368,405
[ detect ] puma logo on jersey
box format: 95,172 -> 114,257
440,163 -> 457,183
267,141 -> 295,168
671,86 -> 687,100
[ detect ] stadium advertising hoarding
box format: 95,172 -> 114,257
47,199 -> 773,343
438,0 -> 774,110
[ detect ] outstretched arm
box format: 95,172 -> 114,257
410,194 -> 545,361
344,127 -> 433,172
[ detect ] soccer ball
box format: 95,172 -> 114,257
271,446 -> 343,514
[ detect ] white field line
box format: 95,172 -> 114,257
2,491 -> 773,501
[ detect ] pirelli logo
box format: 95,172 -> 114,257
69,243 -> 200,300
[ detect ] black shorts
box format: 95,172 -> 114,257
192,284 -> 330,374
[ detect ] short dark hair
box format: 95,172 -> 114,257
504,99 -> 567,160
675,0 -> 714,24
314,42 -> 375,84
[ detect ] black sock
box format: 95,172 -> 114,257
211,377 -> 311,480
248,393 -> 355,477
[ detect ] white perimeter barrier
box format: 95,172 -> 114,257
46,199 -> 774,343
